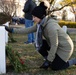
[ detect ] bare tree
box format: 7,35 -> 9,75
0,0 -> 19,16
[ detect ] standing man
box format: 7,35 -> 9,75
23,0 -> 36,44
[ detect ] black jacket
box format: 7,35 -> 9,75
23,0 -> 36,20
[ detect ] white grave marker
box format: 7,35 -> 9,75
62,25 -> 67,33
3,22 -> 9,44
0,26 -> 6,74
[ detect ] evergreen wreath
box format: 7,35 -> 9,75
6,45 -> 27,72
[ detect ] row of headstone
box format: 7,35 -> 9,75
0,22 -> 9,74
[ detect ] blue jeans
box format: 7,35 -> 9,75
25,19 -> 34,42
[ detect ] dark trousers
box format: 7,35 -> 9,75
38,40 -> 69,71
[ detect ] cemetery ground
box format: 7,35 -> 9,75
2,25 -> 76,75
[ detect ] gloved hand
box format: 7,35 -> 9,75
5,26 -> 13,33
40,60 -> 51,69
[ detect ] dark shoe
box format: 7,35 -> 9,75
24,41 -> 32,44
40,60 -> 51,69
32,41 -> 34,44
32,40 -> 34,42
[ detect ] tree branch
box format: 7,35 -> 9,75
49,2 -> 76,13
50,0 -> 55,5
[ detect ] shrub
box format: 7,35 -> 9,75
6,45 -> 27,72
58,20 -> 76,28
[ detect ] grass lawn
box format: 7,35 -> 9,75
4,31 -> 76,75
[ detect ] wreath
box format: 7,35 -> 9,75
6,45 -> 27,72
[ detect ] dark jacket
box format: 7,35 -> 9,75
23,0 -> 36,20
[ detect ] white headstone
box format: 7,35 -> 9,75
3,22 -> 9,44
0,26 -> 6,74
62,25 -> 67,33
